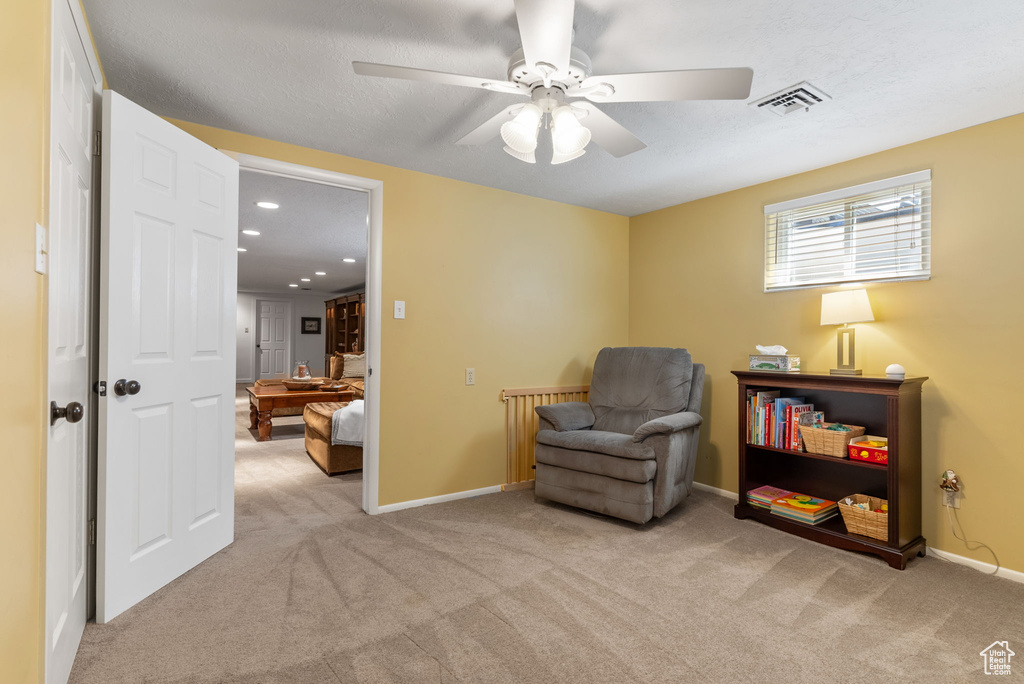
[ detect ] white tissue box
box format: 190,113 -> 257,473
749,354 -> 801,372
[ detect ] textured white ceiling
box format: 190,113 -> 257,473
238,170 -> 367,295
83,0 -> 1024,216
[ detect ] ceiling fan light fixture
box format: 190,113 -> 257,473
551,147 -> 586,165
500,103 -> 542,153
503,145 -> 536,164
550,105 -> 591,155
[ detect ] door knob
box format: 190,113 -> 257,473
113,379 -> 142,396
50,401 -> 84,426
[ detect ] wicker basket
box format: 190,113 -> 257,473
838,494 -> 888,541
799,422 -> 866,457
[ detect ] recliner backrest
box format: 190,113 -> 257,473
588,347 -> 693,435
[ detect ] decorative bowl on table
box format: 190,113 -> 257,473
281,379 -> 323,391
319,383 -> 344,392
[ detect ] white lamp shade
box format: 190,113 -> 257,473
503,146 -> 536,164
550,105 -> 591,155
551,147 -> 585,165
820,289 -> 875,326
500,104 -> 542,154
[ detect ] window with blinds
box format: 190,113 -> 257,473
764,170 -> 931,292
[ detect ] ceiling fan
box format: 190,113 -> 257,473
353,0 -> 753,165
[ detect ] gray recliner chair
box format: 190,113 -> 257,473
534,347 -> 705,524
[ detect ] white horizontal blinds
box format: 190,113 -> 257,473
764,171 -> 931,291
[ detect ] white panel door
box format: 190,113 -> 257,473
97,90 -> 239,622
46,1 -> 100,680
257,299 -> 291,378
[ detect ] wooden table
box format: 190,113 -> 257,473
246,385 -> 356,441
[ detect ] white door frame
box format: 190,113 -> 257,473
254,297 -> 293,379
229,153 -> 383,515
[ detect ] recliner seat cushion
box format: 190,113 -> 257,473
588,347 -> 692,435
535,443 -> 656,484
537,429 -> 654,460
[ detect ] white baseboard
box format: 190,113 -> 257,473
927,546 -> 1024,584
692,481 -> 739,501
376,485 -> 503,514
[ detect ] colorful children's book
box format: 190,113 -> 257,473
788,404 -> 814,450
774,398 -> 804,448
753,391 -> 779,445
771,506 -> 839,525
747,485 -> 793,510
770,492 -> 838,524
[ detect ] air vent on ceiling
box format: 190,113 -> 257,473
749,81 -> 831,116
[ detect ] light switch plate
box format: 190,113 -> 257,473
35,223 -> 47,275
465,368 -> 475,386
394,300 -> 405,319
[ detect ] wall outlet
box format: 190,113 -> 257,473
944,490 -> 961,509
465,368 -> 475,386
394,300 -> 405,319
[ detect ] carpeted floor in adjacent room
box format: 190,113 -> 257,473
69,388 -> 1024,683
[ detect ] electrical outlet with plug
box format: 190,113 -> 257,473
940,469 -> 961,508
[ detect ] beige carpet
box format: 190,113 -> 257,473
69,390 -> 1024,683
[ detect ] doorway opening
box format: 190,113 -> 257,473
231,154 -> 383,515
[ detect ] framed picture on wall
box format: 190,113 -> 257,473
301,317 -> 321,334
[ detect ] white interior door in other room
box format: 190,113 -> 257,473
257,299 -> 291,378
97,90 -> 239,623
46,0 -> 101,680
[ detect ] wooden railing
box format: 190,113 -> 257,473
500,385 -> 589,486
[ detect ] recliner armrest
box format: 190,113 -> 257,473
632,411 -> 702,442
535,402 -> 595,432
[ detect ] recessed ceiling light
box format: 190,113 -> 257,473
242,229 -> 260,236
315,271 -> 326,276
255,201 -> 279,209
343,258 -> 356,263
237,247 -> 247,252
301,278 -> 311,282
288,283 -> 298,287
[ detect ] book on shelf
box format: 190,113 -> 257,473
773,397 -> 804,448
769,492 -> 838,525
748,391 -> 779,446
747,485 -> 793,510
745,391 -> 817,451
788,404 -> 814,450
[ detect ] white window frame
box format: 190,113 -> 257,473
764,170 -> 931,292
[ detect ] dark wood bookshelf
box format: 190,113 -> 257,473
732,369 -> 928,569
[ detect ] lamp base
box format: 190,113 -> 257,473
830,368 -> 862,376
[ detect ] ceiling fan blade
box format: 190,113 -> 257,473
513,0 -> 574,78
577,67 -> 754,103
573,102 -> 646,158
352,62 -> 527,94
455,106 -> 522,146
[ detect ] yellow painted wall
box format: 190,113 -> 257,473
1,0 -> 49,681
169,120 -> 630,505
629,113 -> 1024,572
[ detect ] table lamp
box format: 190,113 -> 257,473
820,289 -> 874,375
